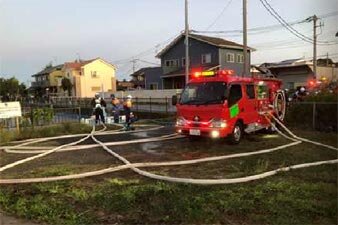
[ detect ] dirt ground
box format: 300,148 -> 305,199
0,211 -> 42,225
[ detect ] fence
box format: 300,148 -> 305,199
48,97 -> 177,114
0,107 -> 81,130
286,102 -> 337,131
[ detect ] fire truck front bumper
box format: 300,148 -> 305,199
175,126 -> 230,138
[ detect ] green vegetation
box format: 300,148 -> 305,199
0,172 -> 336,225
0,77 -> 27,101
305,89 -> 338,102
0,122 -> 93,144
32,107 -> 55,126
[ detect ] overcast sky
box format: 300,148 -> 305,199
0,0 -> 337,84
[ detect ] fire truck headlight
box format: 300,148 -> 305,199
176,117 -> 186,126
211,130 -> 220,138
210,119 -> 227,128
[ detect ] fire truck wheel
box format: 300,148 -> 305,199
228,122 -> 243,145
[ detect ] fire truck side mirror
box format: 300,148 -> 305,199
172,95 -> 178,106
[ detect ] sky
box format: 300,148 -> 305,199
0,0 -> 337,84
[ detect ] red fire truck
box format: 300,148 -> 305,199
172,69 -> 286,144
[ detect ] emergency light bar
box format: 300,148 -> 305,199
194,71 -> 215,77
192,69 -> 235,78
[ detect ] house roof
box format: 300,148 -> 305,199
156,33 -> 255,58
63,58 -> 97,70
63,57 -> 116,70
32,64 -> 63,77
130,67 -> 161,77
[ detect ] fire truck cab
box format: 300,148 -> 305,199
172,69 -> 286,144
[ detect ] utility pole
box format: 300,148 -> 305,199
243,0 -> 248,77
312,15 -> 318,79
185,0 -> 190,84
131,58 -> 137,73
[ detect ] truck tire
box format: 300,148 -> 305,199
228,122 -> 243,145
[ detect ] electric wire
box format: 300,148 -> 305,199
205,0 -> 233,31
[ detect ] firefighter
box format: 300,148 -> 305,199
91,93 -> 106,124
111,94 -> 121,123
295,86 -> 307,101
123,95 -> 133,130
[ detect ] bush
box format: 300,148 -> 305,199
286,102 -> 337,132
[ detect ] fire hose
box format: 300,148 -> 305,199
0,117 -> 337,184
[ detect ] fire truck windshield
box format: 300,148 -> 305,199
180,82 -> 227,105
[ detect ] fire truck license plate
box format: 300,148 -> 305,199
189,129 -> 201,136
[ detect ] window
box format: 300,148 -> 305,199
236,54 -> 244,63
91,86 -> 101,92
226,53 -> 235,63
149,83 -> 158,90
137,75 -> 144,81
201,53 -> 212,64
228,84 -> 242,106
287,82 -> 295,90
91,71 -> 98,78
257,84 -> 269,99
246,84 -> 255,99
165,59 -> 179,67
182,58 -> 186,66
180,82 -> 227,105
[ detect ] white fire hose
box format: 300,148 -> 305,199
0,116 -> 337,184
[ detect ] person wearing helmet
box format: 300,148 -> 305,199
91,93 -> 106,124
123,95 -> 133,130
111,94 -> 121,123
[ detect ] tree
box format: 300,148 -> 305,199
0,77 -> 27,101
61,77 -> 73,96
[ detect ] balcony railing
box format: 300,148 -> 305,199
31,80 -> 50,87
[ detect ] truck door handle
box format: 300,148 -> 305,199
241,108 -> 244,112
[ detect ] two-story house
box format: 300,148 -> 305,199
31,64 -> 64,96
130,67 -> 163,90
156,33 -> 254,89
63,58 -> 116,97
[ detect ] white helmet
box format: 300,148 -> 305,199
127,95 -> 132,99
300,87 -> 306,92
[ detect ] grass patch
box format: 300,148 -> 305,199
0,122 -> 120,144
0,175 -> 336,225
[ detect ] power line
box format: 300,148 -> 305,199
205,0 -> 233,31
111,32 -> 181,65
194,7 -> 338,46
260,0 -> 337,45
259,0 -> 313,44
136,59 -> 161,66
